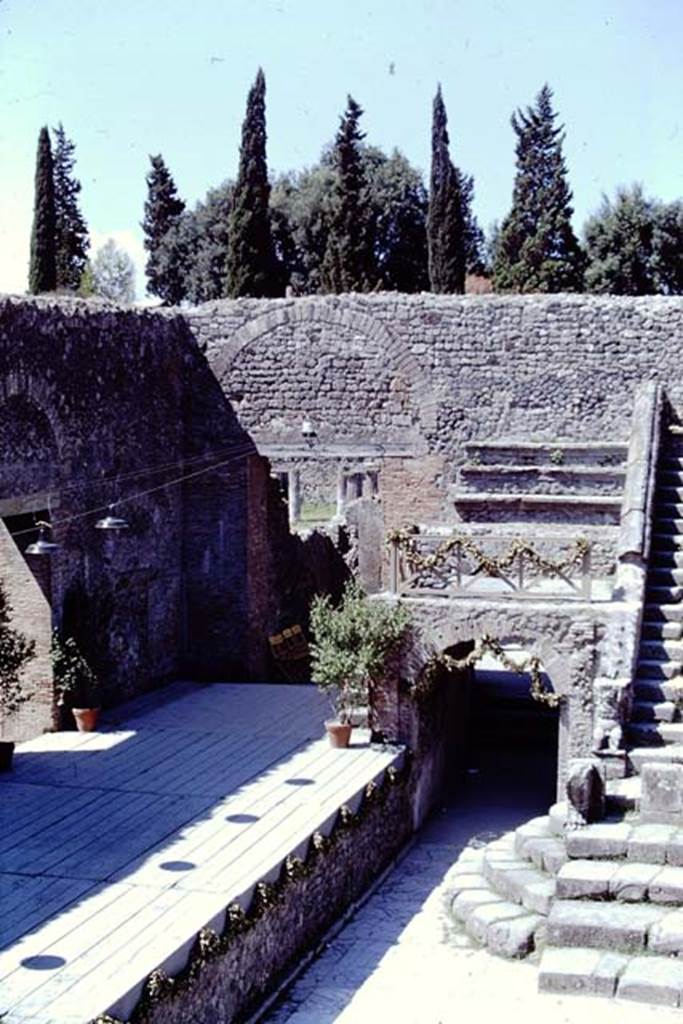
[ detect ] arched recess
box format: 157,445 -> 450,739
0,393 -> 61,498
210,301 -> 438,439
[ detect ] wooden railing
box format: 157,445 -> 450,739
388,530 -> 592,601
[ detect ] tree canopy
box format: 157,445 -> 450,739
28,126 -> 57,294
142,154 -> 185,304
320,96 -> 374,293
225,68 -> 280,298
53,124 -> 89,291
493,85 -> 584,292
584,185 -> 682,295
427,85 -> 466,293
92,238 -> 135,304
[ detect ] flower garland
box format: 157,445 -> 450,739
89,766 -> 408,1024
387,528 -> 590,579
413,632 -> 562,708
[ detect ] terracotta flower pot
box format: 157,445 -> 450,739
72,707 -> 100,732
325,720 -> 352,749
0,741 -> 15,772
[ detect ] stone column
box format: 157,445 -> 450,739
287,469 -> 301,526
336,468 -> 346,517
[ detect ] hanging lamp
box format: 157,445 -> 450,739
26,522 -> 60,556
95,504 -> 130,531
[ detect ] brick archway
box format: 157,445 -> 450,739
211,300 -> 438,436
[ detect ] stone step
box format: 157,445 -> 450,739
651,534 -> 683,552
481,850 -> 555,915
635,678 -> 683,703
643,603 -> 683,624
513,817 -> 568,873
629,722 -> 683,746
557,859 -> 683,904
546,899 -> 666,953
458,464 -> 625,497
565,820 -> 683,863
648,568 -> 683,588
631,699 -> 678,723
655,487 -> 683,506
658,471 -> 683,487
641,620 -> 683,641
538,946 -> 683,1006
636,659 -> 683,680
629,745 -> 683,774
638,639 -> 683,661
645,585 -> 683,604
448,882 -> 543,958
462,441 -> 626,468
606,776 -> 641,812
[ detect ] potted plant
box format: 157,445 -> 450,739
53,632 -> 103,732
309,579 -> 409,748
0,580 -> 36,771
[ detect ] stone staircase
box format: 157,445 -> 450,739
445,430 -> 683,1007
453,441 -> 627,525
628,426 -> 683,762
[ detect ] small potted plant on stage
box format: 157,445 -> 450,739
309,579 -> 409,749
53,633 -> 103,732
0,581 -> 36,771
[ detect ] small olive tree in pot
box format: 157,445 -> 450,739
309,579 -> 409,748
53,632 -> 103,732
0,580 -> 36,770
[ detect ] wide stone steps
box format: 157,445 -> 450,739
629,721 -> 683,747
557,858 -> 683,903
564,819 -> 683,862
539,946 -> 683,1006
636,658 -> 682,680
648,567 -> 683,587
641,620 -> 683,641
635,678 -> 683,703
630,698 -> 678,723
644,585 -> 683,605
638,638 -> 683,661
546,899 -> 668,953
643,602 -> 683,624
629,745 -> 683,773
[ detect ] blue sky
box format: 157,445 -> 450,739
0,0 -> 681,297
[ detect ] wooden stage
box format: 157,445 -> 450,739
0,682 -> 403,1023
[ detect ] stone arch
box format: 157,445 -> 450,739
411,609 -> 573,697
211,300 -> 438,435
0,391 -> 62,498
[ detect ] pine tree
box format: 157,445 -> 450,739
225,68 -> 280,298
28,126 -> 57,294
320,96 -> 373,293
427,86 -> 466,293
142,154 -> 186,304
493,85 -> 584,292
53,124 -> 89,291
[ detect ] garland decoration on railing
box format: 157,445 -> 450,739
88,759 -> 410,1024
387,527 -> 589,579
413,631 -> 562,708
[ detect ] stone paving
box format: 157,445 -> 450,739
263,748 -> 683,1024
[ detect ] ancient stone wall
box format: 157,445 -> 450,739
0,297 -> 264,735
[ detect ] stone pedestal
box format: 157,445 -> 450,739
640,763 -> 683,825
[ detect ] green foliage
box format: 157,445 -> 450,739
29,126 -> 57,294
309,580 -> 409,723
142,154 -> 186,304
174,182 -> 235,303
92,238 -> 135,303
52,632 -> 102,709
226,68 -> 281,298
493,84 -> 584,293
0,580 -> 35,717
78,260 -> 95,297
584,186 -> 682,296
428,85 -> 466,293
53,123 -> 89,291
320,96 -> 374,294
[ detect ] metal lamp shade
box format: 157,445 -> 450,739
26,526 -> 60,555
95,506 -> 130,531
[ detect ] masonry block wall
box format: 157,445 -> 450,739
0,298 -> 266,733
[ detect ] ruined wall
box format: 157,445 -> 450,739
0,297 -> 261,735
187,293 -> 683,466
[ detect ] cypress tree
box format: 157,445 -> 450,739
142,154 -> 186,304
28,126 -> 57,294
493,84 -> 584,292
226,68 -> 280,298
53,124 -> 89,291
427,86 -> 466,293
320,95 -> 373,293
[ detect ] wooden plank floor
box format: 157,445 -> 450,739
0,682 -> 404,1024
